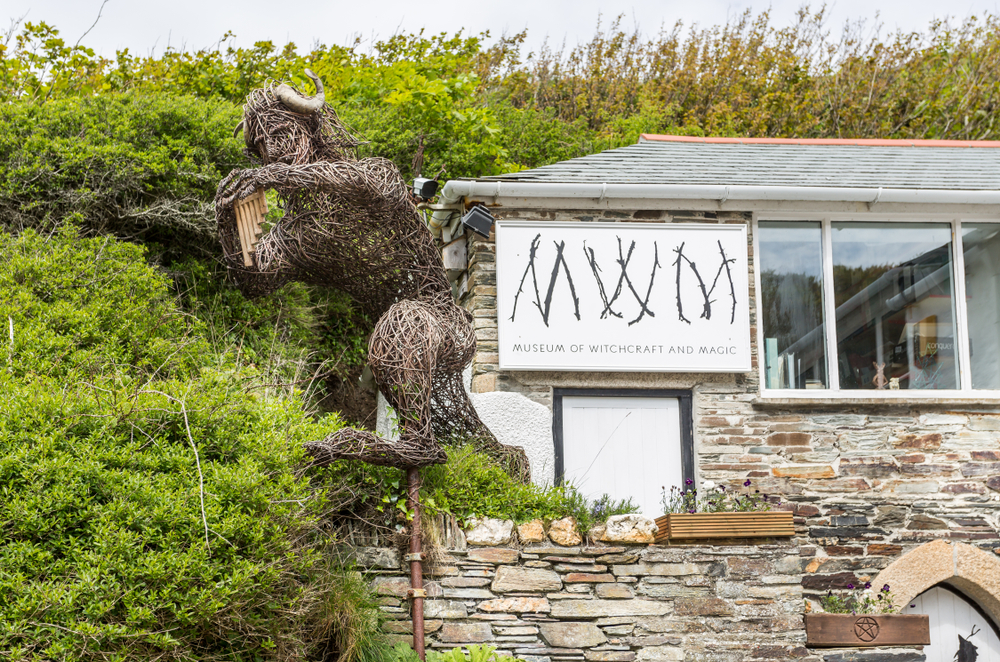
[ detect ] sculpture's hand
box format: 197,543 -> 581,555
216,168 -> 259,211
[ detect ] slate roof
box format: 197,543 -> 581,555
482,135 -> 1000,191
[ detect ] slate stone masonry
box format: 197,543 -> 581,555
360,541 -> 927,662
364,541 -> 809,661
455,207 -> 1000,644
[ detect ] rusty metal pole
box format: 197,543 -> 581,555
405,467 -> 426,660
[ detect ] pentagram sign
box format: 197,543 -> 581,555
854,616 -> 880,642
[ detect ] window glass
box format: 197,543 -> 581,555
758,222 -> 827,389
832,223 -> 958,390
962,224 -> 1000,389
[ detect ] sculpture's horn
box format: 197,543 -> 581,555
274,69 -> 326,114
233,120 -> 245,138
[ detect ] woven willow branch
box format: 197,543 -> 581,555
214,83 -> 529,482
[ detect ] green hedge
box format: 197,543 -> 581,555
0,227 -> 360,660
0,94 -> 242,260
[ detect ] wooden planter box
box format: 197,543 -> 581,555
805,613 -> 930,647
653,511 -> 794,543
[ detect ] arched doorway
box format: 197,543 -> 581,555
873,540 -> 1000,628
907,585 -> 1000,662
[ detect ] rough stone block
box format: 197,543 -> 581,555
549,517 -> 584,546
439,622 -> 494,643
613,562 -> 699,577
565,573 -> 616,583
442,577 -> 491,587
768,432 -> 812,446
772,465 -> 836,479
635,647 -> 684,661
466,518 -> 515,546
423,600 -> 468,618
601,514 -> 658,544
596,583 -> 635,599
443,587 -> 495,599
468,548 -> 520,564
353,547 -> 401,569
539,622 -> 608,648
673,597 -> 733,616
478,597 -> 551,613
585,653 -> 636,662
496,626 -> 539,636
492,566 -> 563,593
551,600 -> 672,617
919,413 -> 968,426
374,577 -> 443,598
893,433 -> 942,449
382,619 -> 443,633
519,519 -> 547,543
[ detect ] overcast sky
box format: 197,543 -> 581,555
7,0 -> 1000,59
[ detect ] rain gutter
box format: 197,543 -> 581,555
439,180 -> 1000,206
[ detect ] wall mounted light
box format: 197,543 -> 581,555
462,206 -> 494,238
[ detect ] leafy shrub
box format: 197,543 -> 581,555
318,446 -> 638,535
660,479 -> 775,514
820,583 -> 898,615
0,93 -> 243,260
390,643 -> 523,662
0,226 -> 389,661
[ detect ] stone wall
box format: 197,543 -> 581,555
362,540 -> 809,662
456,208 -> 1000,608
359,537 -> 932,662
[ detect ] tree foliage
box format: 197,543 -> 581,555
5,8 -> 1000,187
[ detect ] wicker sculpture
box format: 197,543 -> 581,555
214,71 -> 529,482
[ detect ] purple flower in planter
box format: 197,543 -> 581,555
686,479 -> 693,485
864,582 -> 872,589
882,584 -> 891,593
743,479 -> 752,487
688,509 -> 696,514
847,583 -> 855,589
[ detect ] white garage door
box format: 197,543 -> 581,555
908,585 -> 1000,661
560,395 -> 684,516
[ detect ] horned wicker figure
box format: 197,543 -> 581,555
215,71 -> 529,481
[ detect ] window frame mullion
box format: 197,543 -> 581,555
822,218 -> 840,391
953,219 -> 973,391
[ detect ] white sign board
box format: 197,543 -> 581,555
496,221 -> 751,372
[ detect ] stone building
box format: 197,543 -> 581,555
369,136 -> 1000,662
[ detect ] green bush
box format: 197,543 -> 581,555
0,94 -> 243,260
0,226 -> 387,661
321,445 -> 638,533
390,644 -> 522,662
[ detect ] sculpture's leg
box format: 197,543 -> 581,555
304,300 -> 447,468
428,303 -> 532,483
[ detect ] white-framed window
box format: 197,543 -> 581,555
754,216 -> 1000,397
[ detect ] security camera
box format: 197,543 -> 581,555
412,178 -> 439,200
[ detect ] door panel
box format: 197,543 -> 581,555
561,396 -> 682,516
909,585 -> 1000,661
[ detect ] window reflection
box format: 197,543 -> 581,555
832,223 -> 958,390
758,222 -> 827,389
962,224 -> 1000,389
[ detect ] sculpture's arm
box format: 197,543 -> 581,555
216,158 -> 412,212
